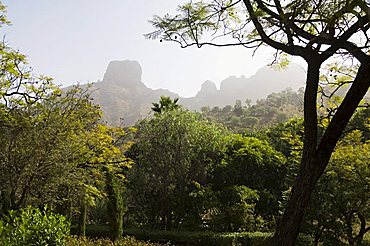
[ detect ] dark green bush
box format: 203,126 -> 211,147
84,224 -> 111,238
124,228 -> 315,246
0,206 -> 70,246
124,228 -> 271,246
66,236 -> 161,246
82,225 -> 314,245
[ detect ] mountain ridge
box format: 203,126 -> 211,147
76,60 -> 306,126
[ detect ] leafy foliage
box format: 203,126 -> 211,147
124,228 -> 272,246
0,85 -> 102,213
346,106 -> 370,141
0,206 -> 69,246
127,108 -> 229,229
66,235 -> 161,246
105,169 -> 125,241
304,132 -> 370,245
151,96 -> 180,114
0,2 -> 135,241
148,0 -> 370,243
207,185 -> 260,232
213,135 -> 288,227
123,228 -> 314,246
1,1 -> 370,244
202,88 -> 303,132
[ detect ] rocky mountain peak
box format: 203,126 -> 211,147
102,60 -> 145,88
197,80 -> 218,96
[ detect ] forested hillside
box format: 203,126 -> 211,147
200,88 -> 304,132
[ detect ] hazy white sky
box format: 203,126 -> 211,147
1,0 -> 283,97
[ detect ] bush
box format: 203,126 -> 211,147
66,236 -> 161,246
83,224 -> 111,238
124,228 -> 314,246
0,206 -> 70,246
79,225 -> 314,246
124,228 -> 271,246
208,186 -> 259,232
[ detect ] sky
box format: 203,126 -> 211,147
1,0 -> 289,97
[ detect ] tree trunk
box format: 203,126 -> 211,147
271,156 -> 323,246
353,212 -> 369,245
77,199 -> 87,237
272,61 -> 370,245
106,170 -> 124,241
271,60 -> 322,245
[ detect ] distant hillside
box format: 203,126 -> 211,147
78,60 -> 306,126
181,63 -> 306,110
200,87 -> 305,132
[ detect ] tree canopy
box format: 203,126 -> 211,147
127,108 -> 229,230
0,5 -> 132,239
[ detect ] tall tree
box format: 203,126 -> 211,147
0,85 -> 101,213
127,108 -> 228,229
105,169 -> 125,241
147,0 -> 370,244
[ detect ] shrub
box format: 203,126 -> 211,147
123,228 -> 314,246
124,228 -> 271,246
66,236 -> 161,246
208,185 -> 259,232
83,224 -> 111,238
77,225 -> 314,246
0,206 -> 70,246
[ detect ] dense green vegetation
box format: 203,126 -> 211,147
0,206 -> 69,245
0,41 -> 369,244
0,1 -> 370,245
201,88 -> 304,132
147,0 -> 370,244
